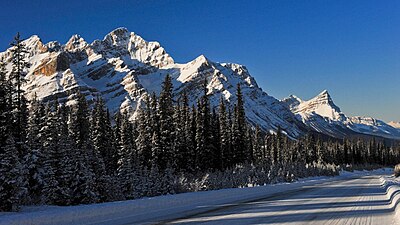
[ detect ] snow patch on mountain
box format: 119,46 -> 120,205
0,28 -> 303,138
388,121 -> 400,129
283,91 -> 400,140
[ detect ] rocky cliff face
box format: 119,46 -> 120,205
2,28 -> 397,140
0,27 -> 304,138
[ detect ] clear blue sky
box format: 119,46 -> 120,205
1,0 -> 399,122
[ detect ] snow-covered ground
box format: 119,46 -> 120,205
0,168 -> 398,225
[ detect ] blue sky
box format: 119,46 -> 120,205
1,0 -> 399,122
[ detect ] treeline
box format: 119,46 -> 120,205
1,34 -> 400,212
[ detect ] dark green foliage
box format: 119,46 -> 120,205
1,48 -> 400,211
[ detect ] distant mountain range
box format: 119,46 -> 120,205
282,90 -> 400,140
1,28 -> 398,140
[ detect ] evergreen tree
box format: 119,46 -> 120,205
211,108 -> 221,169
0,135 -> 24,211
41,103 -> 60,204
69,92 -> 91,150
54,103 -> 74,205
117,113 -> 136,199
68,92 -> 98,204
187,105 -> 197,172
24,95 -> 45,204
0,59 -> 11,146
232,83 -> 246,165
173,100 -> 186,172
219,97 -> 231,169
136,96 -> 152,169
253,125 -> 263,163
150,93 -> 162,168
9,33 -> 29,157
159,74 -> 175,169
91,97 -> 116,174
195,78 -> 216,171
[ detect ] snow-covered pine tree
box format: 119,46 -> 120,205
9,33 -> 29,157
253,125 -> 263,163
136,95 -> 152,169
159,74 -> 175,170
0,59 -> 11,143
0,59 -> 25,211
188,105 -> 197,172
69,92 -> 91,151
232,83 -> 246,165
172,101 -> 185,171
219,97 -> 231,169
176,92 -> 192,172
148,163 -> 162,197
40,103 -> 60,204
150,92 -> 163,168
0,134 -> 25,211
211,108 -> 221,169
53,103 -> 74,205
264,133 -> 274,165
68,92 -> 98,204
275,128 -> 283,163
91,97 -> 116,174
24,95 -> 45,204
195,79 -> 215,171
117,112 -> 136,199
245,126 -> 254,163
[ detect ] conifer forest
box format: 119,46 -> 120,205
1,34 -> 400,212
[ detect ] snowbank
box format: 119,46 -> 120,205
380,172 -> 400,225
0,169 -> 396,225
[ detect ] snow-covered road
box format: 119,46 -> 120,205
165,175 -> 400,225
1,170 -> 399,225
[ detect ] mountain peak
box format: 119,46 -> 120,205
294,90 -> 345,121
23,35 -> 47,56
318,89 -> 329,96
315,89 -> 331,100
309,90 -> 337,108
196,54 -> 208,62
106,27 -> 130,39
24,35 -> 41,43
65,34 -> 87,52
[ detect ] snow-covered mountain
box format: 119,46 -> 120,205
0,27 -> 303,138
388,121 -> 400,129
282,90 -> 400,140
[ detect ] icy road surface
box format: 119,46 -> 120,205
165,174 -> 400,225
1,170 -> 399,225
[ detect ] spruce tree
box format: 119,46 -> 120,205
219,97 -> 230,169
0,59 -> 11,145
232,83 -> 246,165
54,103 -> 74,205
41,103 -> 60,204
91,97 -> 116,174
159,74 -> 175,169
0,134 -> 24,211
25,95 -> 45,204
173,101 -> 186,171
9,32 -> 29,157
253,125 -> 263,163
187,105 -> 197,172
195,78 -> 215,171
68,92 -> 98,204
117,113 -> 136,199
150,93 -> 162,168
136,96 -> 152,169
